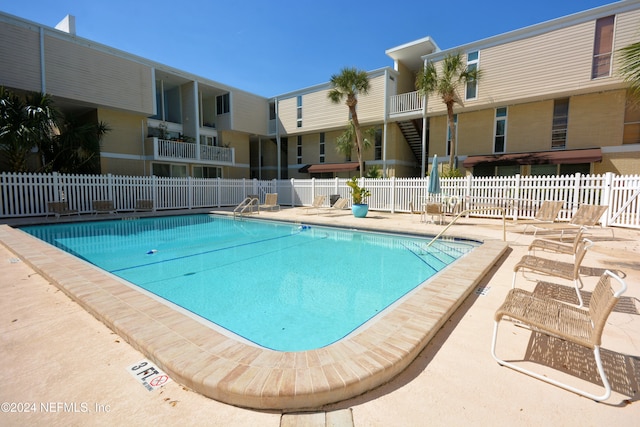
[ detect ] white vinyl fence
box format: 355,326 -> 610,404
1,172 -> 639,229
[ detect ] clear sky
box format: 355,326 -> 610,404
1,0 -> 621,98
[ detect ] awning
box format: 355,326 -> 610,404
301,163 -> 360,173
462,148 -> 602,168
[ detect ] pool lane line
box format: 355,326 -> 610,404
109,229 -> 328,274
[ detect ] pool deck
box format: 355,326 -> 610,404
1,207 -> 639,426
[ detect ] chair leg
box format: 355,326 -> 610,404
574,278 -> 584,308
492,319 -> 612,401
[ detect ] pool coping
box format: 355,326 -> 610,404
0,221 -> 508,410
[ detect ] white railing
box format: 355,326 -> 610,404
151,138 -> 234,164
157,139 -> 197,159
200,144 -> 233,163
1,172 -> 639,229
389,91 -> 423,115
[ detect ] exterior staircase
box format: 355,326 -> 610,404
397,119 -> 425,164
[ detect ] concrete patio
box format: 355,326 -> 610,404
1,207 -> 638,426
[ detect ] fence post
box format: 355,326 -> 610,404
602,172 -> 615,226
571,173 -> 582,212
217,177 -> 222,208
311,178 -> 316,206
512,174 -> 521,221
390,176 -> 396,214
188,176 -> 193,210
290,178 -> 296,207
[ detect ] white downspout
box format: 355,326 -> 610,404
383,69 -> 389,178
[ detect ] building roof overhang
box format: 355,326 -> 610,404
462,148 -> 602,168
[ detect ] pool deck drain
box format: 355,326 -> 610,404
0,221 -> 508,410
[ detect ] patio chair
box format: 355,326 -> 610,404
527,226 -> 586,260
492,270 -> 627,401
92,200 -> 116,215
518,200 -> 564,235
425,203 -> 444,224
134,199 -> 154,212
259,193 -> 280,212
512,238 -> 593,308
301,195 -> 326,215
47,201 -> 79,219
530,204 -> 611,240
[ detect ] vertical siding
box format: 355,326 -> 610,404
0,22 -> 41,91
44,36 -> 154,114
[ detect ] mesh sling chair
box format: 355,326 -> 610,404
492,270 -> 627,401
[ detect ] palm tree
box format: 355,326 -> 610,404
415,52 -> 481,173
328,67 -> 370,177
0,88 -> 59,172
44,113 -> 110,174
619,41 -> 640,99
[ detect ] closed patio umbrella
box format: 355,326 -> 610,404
428,155 -> 441,196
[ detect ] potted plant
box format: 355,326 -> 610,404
346,176 -> 371,218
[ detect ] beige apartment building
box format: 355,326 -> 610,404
1,1 -> 639,179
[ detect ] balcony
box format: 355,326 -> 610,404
146,138 -> 234,164
389,91 -> 423,119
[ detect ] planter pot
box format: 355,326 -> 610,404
352,204 -> 369,218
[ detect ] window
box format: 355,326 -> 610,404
494,107 -> 507,153
200,135 -> 217,146
193,166 -> 222,178
446,114 -> 458,157
297,136 -> 302,164
374,129 -> 382,160
592,15 -> 615,79
269,102 -> 276,120
216,93 -> 230,115
152,163 -> 187,177
466,51 -> 479,100
319,133 -> 325,163
552,99 -> 569,149
623,92 -> 640,144
297,96 -> 302,128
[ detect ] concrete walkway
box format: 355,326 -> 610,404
1,208 -> 639,426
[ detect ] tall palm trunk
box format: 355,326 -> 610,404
446,101 -> 456,172
349,103 -> 365,177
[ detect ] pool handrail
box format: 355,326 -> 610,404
425,207 -> 506,247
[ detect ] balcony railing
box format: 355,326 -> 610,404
150,138 -> 234,164
389,91 -> 423,116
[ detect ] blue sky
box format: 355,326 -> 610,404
2,0 -> 619,97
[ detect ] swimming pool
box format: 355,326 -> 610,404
21,215 -> 478,351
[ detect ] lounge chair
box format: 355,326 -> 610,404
492,270 -> 627,401
47,201 -> 79,219
518,200 -> 564,235
513,238 -> 593,308
259,193 -> 280,212
321,197 -> 348,214
530,204 -> 611,240
301,195 -> 326,215
527,226 -> 585,259
134,199 -> 154,212
92,200 -> 116,215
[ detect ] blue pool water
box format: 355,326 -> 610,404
22,215 -> 479,351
